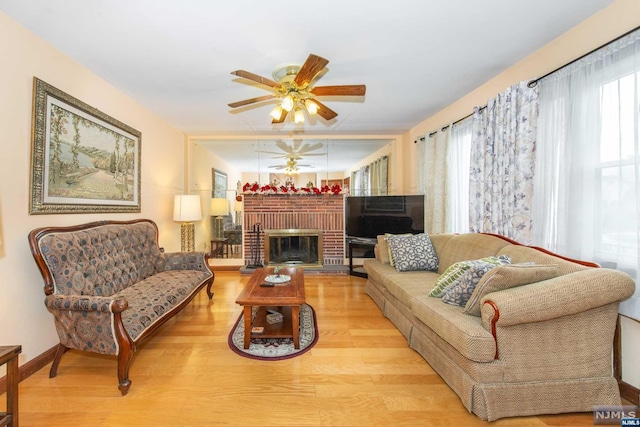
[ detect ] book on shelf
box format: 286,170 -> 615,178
251,326 -> 264,334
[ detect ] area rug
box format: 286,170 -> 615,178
228,304 -> 318,361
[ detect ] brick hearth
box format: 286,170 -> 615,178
242,194 -> 344,265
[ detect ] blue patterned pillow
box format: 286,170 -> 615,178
386,233 -> 438,272
429,255 -> 511,298
442,260 -> 503,307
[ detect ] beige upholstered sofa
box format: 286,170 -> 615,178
28,219 -> 214,395
363,232 -> 635,421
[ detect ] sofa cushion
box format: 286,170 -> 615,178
411,294 -> 497,362
463,263 -> 559,316
119,269 -> 213,341
387,233 -> 438,272
377,235 -> 390,264
442,261 -> 502,307
364,259 -> 439,308
429,255 -> 511,298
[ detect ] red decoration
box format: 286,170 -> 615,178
242,182 -> 342,195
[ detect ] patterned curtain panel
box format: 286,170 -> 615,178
424,128 -> 450,233
469,81 -> 539,244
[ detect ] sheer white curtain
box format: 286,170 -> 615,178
424,128 -> 450,233
350,156 -> 388,196
447,117 -> 473,233
416,138 -> 426,195
370,156 -> 389,196
533,29 -> 640,319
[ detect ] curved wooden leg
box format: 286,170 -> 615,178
206,272 -> 215,300
49,343 -> 68,378
117,347 -> 133,396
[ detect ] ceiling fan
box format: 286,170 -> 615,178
259,140 -> 326,160
268,157 -> 312,170
228,54 -> 366,124
268,157 -> 313,176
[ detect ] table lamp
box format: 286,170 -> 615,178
210,198 -> 229,239
173,195 -> 202,252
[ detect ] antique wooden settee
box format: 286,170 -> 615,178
28,219 -> 214,395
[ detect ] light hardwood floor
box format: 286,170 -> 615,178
9,271 -> 597,426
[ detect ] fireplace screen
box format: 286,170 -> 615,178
264,229 -> 323,267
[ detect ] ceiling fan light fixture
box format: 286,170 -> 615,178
305,100 -> 318,115
269,105 -> 283,120
294,108 -> 305,124
281,95 -> 294,112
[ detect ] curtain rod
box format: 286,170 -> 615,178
527,24 -> 640,88
414,105 -> 486,143
414,24 -> 640,144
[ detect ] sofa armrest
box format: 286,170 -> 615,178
480,268 -> 635,328
44,294 -> 128,313
162,251 -> 211,273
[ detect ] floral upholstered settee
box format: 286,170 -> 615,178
28,219 -> 214,395
364,232 -> 635,421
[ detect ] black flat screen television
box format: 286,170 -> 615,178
345,195 -> 425,240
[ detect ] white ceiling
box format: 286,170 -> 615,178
0,0 -> 614,172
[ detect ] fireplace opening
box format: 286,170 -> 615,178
264,229 -> 323,267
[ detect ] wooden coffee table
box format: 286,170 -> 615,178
235,267 -> 306,349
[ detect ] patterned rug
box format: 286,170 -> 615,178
228,304 -> 318,361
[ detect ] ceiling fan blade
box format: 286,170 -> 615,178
294,54 -> 329,88
311,85 -> 366,96
271,109 -> 288,124
276,140 -> 294,153
228,94 -> 275,108
298,142 -> 325,154
231,70 -> 281,89
313,100 -> 338,120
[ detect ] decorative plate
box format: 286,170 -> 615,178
264,274 -> 291,283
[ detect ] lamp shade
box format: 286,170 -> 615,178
234,200 -> 243,212
173,195 -> 202,222
210,198 -> 229,216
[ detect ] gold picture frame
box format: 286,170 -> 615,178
29,77 -> 141,214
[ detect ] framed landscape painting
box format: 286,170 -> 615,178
29,77 -> 141,214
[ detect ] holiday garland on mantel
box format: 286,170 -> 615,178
242,182 -> 343,195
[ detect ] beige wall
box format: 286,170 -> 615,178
0,12 -> 187,368
188,140 -> 242,255
402,0 -> 640,388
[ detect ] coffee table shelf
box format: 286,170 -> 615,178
251,306 -> 294,339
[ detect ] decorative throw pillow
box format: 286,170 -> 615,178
385,233 -> 412,267
386,233 -> 438,272
442,261 -> 500,307
428,255 -> 511,298
463,263 -> 559,316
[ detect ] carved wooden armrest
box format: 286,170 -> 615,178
44,294 -> 129,313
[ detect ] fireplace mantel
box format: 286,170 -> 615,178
242,194 -> 345,266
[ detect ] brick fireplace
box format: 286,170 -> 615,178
242,194 -> 344,266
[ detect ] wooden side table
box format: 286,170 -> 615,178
0,345 -> 21,427
210,238 -> 229,258
348,239 -> 376,278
